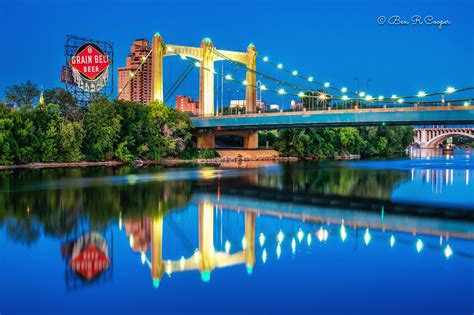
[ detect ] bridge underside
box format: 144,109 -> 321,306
196,130 -> 258,149
192,107 -> 474,131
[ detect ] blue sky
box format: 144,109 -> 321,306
0,0 -> 472,105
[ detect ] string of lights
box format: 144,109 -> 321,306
171,49 -> 334,102
256,54 -> 474,103
118,42 -> 472,106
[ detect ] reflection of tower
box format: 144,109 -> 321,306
199,201 -> 214,280
151,214 -> 164,287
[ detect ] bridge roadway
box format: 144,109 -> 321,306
192,105 -> 474,130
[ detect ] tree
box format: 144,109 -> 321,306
0,104 -> 17,164
32,104 -> 62,162
84,98 -> 122,161
5,81 -> 40,109
43,87 -> 81,120
58,120 -> 84,162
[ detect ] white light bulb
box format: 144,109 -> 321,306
291,238 -> 296,254
446,87 -> 455,94
292,70 -> 298,76
341,87 -> 347,93
277,63 -> 283,69
324,82 -> 330,88
263,56 -> 269,62
308,77 -> 314,82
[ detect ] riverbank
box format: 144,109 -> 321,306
0,152 -> 299,170
0,149 -> 363,170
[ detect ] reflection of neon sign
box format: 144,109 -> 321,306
71,245 -> 110,280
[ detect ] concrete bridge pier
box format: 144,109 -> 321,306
196,130 -> 259,149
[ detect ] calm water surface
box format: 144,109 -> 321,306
0,150 -> 473,314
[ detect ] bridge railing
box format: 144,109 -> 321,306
190,102 -> 474,119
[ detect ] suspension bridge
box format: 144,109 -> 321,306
124,33 -> 474,149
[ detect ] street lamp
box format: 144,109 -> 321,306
366,79 -> 372,93
354,77 -> 360,108
257,80 -> 263,113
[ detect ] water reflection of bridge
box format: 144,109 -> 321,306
126,202 -> 255,287
124,190 -> 474,287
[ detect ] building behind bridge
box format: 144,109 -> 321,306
118,39 -> 152,104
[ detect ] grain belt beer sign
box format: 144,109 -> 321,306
68,43 -> 111,93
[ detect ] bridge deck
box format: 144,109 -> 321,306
192,106 -> 474,130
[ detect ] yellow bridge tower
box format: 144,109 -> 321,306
151,33 -> 259,149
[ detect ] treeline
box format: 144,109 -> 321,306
0,82 -> 207,165
259,126 -> 414,158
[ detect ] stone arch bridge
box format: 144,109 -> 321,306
414,126 -> 474,148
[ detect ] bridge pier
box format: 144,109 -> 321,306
196,130 -> 259,149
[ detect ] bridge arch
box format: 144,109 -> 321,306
425,132 -> 474,148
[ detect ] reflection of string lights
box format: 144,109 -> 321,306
242,237 -> 247,250
297,229 -> 304,244
180,256 -> 185,270
340,224 -> 347,242
364,228 -> 371,246
225,240 -> 231,254
307,233 -> 312,246
416,239 -> 424,253
141,252 -> 146,265
259,233 -> 266,247
291,237 -> 296,254
276,243 -> 282,259
444,245 -> 453,258
277,230 -> 285,244
166,260 -> 172,276
390,235 -> 396,248
317,227 -> 329,242
262,249 -> 267,264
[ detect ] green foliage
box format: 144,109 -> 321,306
272,125 -> 414,159
4,80 -> 40,109
84,97 -> 122,161
0,105 -> 17,164
258,130 -> 278,147
43,87 -> 82,120
0,83 -> 194,165
195,149 -> 220,159
58,120 -> 84,162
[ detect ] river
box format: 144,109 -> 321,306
0,149 -> 473,314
